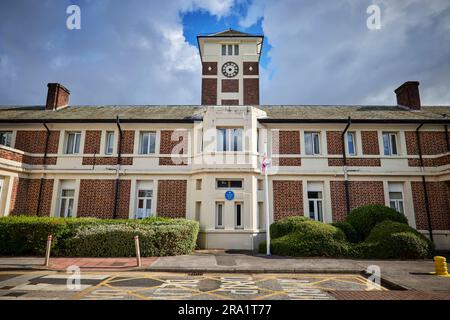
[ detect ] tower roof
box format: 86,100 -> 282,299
197,28 -> 263,38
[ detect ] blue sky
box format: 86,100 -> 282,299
0,0 -> 449,106
181,8 -> 271,69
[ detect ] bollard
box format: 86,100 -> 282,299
44,235 -> 52,267
134,236 -> 141,267
434,256 -> 449,276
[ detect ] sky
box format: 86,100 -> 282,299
0,0 -> 449,106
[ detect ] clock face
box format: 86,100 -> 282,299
222,62 -> 239,78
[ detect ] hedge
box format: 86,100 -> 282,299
332,221 -> 359,243
269,216 -> 312,239
0,216 -> 199,257
360,220 -> 434,259
260,218 -> 349,257
345,205 -> 408,240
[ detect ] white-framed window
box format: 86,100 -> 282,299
139,131 -> 156,154
235,202 -> 243,229
216,202 -> 224,229
234,44 -> 239,55
346,132 -> 357,156
217,128 -> 243,151
388,182 -> 404,214
105,131 -> 114,155
59,189 -> 75,218
136,189 -> 153,219
221,44 -> 226,56
307,182 -> 324,222
383,132 -> 398,155
305,132 -> 321,155
0,131 -> 12,147
228,44 -> 233,55
64,132 -> 81,154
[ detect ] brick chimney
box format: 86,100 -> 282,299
46,83 -> 70,110
394,81 -> 421,110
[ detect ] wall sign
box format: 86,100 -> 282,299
225,190 -> 235,201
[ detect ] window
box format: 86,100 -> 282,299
136,189 -> 153,219
346,132 -> 356,156
196,179 -> 202,190
257,179 -> 263,190
234,44 -> 239,55
59,189 -> 75,218
305,132 -> 321,155
0,131 -> 12,147
308,191 -> 323,222
216,202 -> 224,229
195,201 -> 201,222
228,44 -> 233,55
256,129 -> 260,153
257,202 -> 265,230
217,180 -> 243,189
139,131 -> 156,154
235,202 -> 243,229
308,182 -> 324,222
105,131 -> 114,155
389,182 -> 404,214
222,44 -> 226,56
217,128 -> 243,151
65,132 -> 81,154
383,132 -> 398,155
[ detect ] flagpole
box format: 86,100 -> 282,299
264,142 -> 271,256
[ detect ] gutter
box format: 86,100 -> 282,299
113,116 -> 123,219
0,119 -> 200,124
36,122 -> 50,216
342,117 -> 351,214
258,119 -> 450,124
416,123 -> 434,243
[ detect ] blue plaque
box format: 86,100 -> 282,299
225,190 -> 235,201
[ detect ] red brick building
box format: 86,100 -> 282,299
0,30 -> 449,250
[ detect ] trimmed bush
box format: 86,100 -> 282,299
345,205 -> 408,240
260,218 -> 349,257
332,221 -> 359,243
269,216 -> 311,239
0,216 -> 198,257
361,220 -> 434,259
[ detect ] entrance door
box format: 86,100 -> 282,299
59,189 -> 75,217
308,191 -> 323,222
136,189 -> 152,219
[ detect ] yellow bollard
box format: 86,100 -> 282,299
433,256 -> 450,277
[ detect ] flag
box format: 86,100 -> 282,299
262,154 -> 270,174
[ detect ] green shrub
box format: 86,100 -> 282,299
260,219 -> 349,257
64,221 -> 198,257
0,217 -> 69,255
0,216 -> 198,257
362,220 -> 434,259
345,205 -> 408,240
332,221 -> 359,243
269,216 -> 311,239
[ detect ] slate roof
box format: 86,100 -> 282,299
0,105 -> 449,123
198,28 -> 262,38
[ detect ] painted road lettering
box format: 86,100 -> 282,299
219,276 -> 258,295
278,279 -> 332,300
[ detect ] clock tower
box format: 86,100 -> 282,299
197,29 -> 264,106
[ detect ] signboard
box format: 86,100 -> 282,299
225,190 -> 235,201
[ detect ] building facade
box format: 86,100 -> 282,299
0,30 -> 449,250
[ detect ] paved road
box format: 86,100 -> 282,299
0,271 -> 387,300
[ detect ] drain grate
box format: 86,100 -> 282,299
188,272 -> 204,276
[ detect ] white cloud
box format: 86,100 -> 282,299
241,0 -> 450,105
